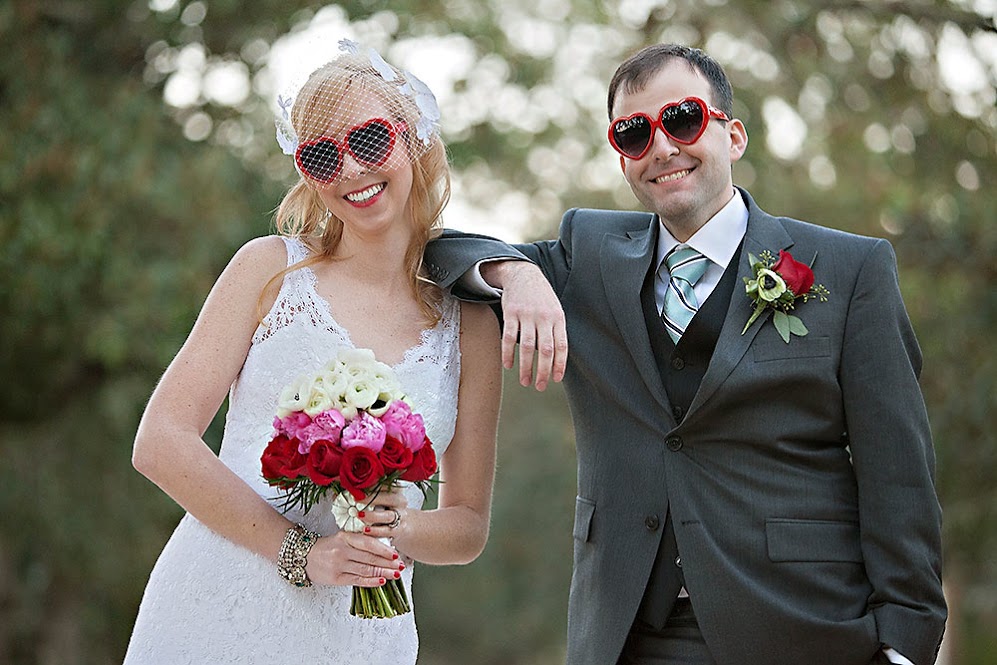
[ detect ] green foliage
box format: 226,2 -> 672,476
417,377 -> 575,665
0,3 -> 278,661
2,0 -> 995,663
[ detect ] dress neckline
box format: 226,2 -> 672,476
298,263 -> 445,370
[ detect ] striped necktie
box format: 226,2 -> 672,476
660,245 -> 709,344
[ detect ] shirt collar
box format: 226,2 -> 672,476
655,190 -> 748,270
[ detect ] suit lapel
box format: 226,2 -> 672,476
601,220 -> 674,414
686,194 -> 794,419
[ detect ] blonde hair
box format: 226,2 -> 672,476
263,53 -> 451,324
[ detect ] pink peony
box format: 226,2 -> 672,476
380,401 -> 426,452
296,410 -> 345,454
341,411 -> 387,453
276,412 -> 312,441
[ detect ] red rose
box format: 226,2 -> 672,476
261,435 -> 308,485
379,435 -> 414,471
305,439 -> 343,487
340,446 -> 385,500
401,440 -> 438,483
771,250 -> 814,296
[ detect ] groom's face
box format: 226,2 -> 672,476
611,59 -> 747,239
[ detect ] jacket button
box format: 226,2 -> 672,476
644,515 -> 660,531
671,356 -> 685,370
666,435 -> 683,451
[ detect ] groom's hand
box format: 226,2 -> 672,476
482,261 -> 567,391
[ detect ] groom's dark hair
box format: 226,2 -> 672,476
607,43 -> 734,120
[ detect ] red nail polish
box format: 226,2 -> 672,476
379,578 -> 386,585
392,553 -> 399,560
394,571 -> 401,579
398,562 -> 405,571
358,511 -> 366,518
364,526 -> 371,533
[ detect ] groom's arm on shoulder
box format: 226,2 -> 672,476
425,213 -> 581,390
425,229 -> 531,301
837,236 -> 946,665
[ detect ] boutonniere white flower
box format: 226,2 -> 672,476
742,250 -> 830,343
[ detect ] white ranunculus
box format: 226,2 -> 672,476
337,399 -> 359,421
276,375 -> 310,417
338,347 -> 377,368
345,377 -> 379,411
316,367 -> 349,404
303,379 -> 336,416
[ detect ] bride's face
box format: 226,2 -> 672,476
310,95 -> 415,238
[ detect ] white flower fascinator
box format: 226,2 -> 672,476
273,40 -> 442,183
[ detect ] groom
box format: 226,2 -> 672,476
425,44 -> 945,664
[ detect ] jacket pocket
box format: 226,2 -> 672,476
752,335 -> 831,362
573,496 -> 596,542
766,518 -> 862,562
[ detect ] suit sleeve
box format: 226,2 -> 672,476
424,210 -> 579,300
838,239 -> 946,664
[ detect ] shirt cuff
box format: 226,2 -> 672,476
883,647 -> 915,665
457,259 -> 505,297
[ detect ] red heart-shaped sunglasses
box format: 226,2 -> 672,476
294,118 -> 401,183
608,97 -> 729,160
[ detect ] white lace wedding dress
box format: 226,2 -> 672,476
124,237 -> 461,664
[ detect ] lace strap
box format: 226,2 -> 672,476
434,293 -> 462,354
251,237 -> 321,344
282,235 -> 311,266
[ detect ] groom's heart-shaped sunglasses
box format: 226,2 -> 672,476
294,118 -> 400,183
608,97 -> 729,160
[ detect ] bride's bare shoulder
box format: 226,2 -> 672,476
229,235 -> 289,275
207,236 -> 292,309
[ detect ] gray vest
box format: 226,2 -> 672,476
635,243 -> 742,629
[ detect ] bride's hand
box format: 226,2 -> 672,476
361,486 -> 412,548
304,530 -> 404,588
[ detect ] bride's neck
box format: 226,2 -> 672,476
332,230 -> 414,288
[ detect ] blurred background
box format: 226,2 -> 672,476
1,0 -> 994,663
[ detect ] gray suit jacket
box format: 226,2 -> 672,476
425,189 -> 945,665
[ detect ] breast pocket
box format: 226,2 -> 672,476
752,335 -> 831,363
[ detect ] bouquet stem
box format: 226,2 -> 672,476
350,579 -> 410,619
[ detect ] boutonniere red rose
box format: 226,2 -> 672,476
741,249 -> 830,343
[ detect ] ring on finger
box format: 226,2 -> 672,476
386,508 -> 401,529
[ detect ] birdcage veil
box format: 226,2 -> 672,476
274,39 -> 442,186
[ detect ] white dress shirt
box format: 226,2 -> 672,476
653,190 -> 747,315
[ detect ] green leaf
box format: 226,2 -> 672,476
741,302 -> 768,334
788,315 -> 809,337
773,310 -> 791,343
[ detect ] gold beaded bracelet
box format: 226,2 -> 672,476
277,523 -> 320,588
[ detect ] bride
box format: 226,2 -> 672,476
124,41 -> 501,663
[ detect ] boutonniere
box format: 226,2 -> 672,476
741,249 -> 830,343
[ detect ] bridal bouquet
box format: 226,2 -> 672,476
260,348 -> 438,618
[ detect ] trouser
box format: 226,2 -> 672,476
618,598 -> 716,665
618,597 -> 896,665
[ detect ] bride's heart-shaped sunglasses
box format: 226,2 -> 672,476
294,118 -> 400,183
608,97 -> 729,160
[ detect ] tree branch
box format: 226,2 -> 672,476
816,0 -> 996,34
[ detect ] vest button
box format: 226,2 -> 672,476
671,356 -> 685,370
672,405 -> 684,420
645,515 -> 660,531
666,435 -> 683,451
675,556 -> 682,568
